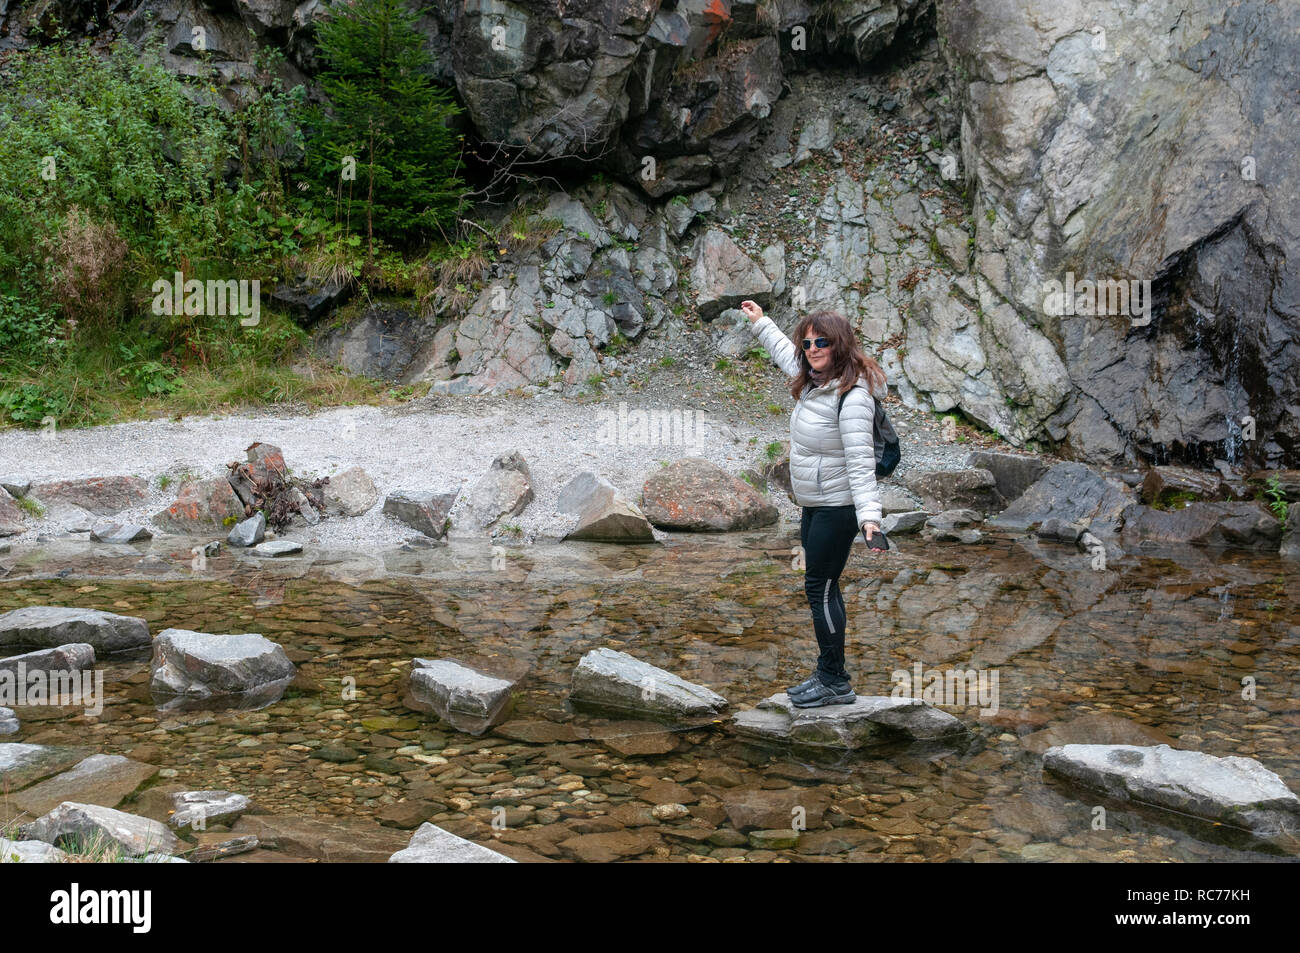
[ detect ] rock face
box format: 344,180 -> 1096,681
383,491 -> 457,539
1043,744 -> 1300,843
310,301 -> 440,380
570,647 -> 727,722
404,658 -> 519,736
640,457 -> 779,531
29,476 -> 147,515
1120,502 -> 1283,551
939,0 -> 1300,468
22,801 -> 181,857
454,452 -> 534,532
152,477 -> 245,534
324,466 -> 378,517
0,643 -> 96,678
733,693 -> 966,750
388,822 -> 515,863
556,472 -> 655,543
150,628 -> 296,710
0,606 -> 150,653
987,462 -> 1133,536
12,754 -> 157,817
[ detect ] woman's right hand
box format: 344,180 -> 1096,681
740,300 -> 763,323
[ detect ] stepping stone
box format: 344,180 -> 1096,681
388,822 -> 516,863
1043,743 -> 1300,842
89,521 -> 152,543
404,658 -> 523,736
150,629 -> 295,711
22,802 -> 180,857
251,539 -> 302,557
0,606 -> 149,653
12,753 -> 157,816
732,693 -> 966,750
0,643 -> 96,679
570,647 -> 727,722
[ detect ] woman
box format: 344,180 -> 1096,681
740,299 -> 886,708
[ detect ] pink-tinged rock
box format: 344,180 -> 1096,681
29,476 -> 147,516
152,478 -> 245,534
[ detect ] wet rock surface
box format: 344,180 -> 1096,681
0,606 -> 149,653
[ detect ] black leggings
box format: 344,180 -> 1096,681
799,504 -> 860,689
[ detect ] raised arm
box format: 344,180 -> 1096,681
740,300 -> 801,378
838,386 -> 882,528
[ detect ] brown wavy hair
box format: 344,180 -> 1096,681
788,310 -> 886,402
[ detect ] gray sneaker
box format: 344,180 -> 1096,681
790,680 -> 856,708
786,672 -> 820,696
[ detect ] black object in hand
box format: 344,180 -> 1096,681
862,527 -> 890,551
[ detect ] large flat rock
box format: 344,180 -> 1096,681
404,658 -> 522,736
22,802 -> 181,857
733,693 -> 966,750
150,628 -> 295,711
0,606 -> 150,653
0,643 -> 96,679
231,814 -> 410,862
1043,743 -> 1300,841
12,754 -> 157,817
986,462 -> 1133,536
388,822 -> 516,863
0,743 -> 94,790
570,648 -> 727,722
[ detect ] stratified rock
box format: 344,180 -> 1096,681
383,491 -> 457,539
1120,502 -> 1282,551
227,512 -> 266,547
1043,744 -> 1300,842
12,754 -> 157,817
1140,466 -> 1227,506
733,693 -> 966,750
250,539 -> 303,557
0,837 -> 67,862
29,476 -> 147,516
556,472 -> 655,543
152,477 -> 245,534
0,643 -> 95,679
0,606 -> 149,653
324,466 -> 378,517
966,450 -> 1049,503
150,629 -> 296,710
986,462 -> 1134,537
388,822 -> 516,863
0,743 -> 92,790
689,228 -> 772,319
904,468 -> 1005,515
454,452 -> 534,532
89,521 -> 152,543
404,658 -> 522,736
22,802 -> 180,857
570,648 -> 727,722
641,457 -> 778,531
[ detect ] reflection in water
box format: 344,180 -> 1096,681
0,530 -> 1296,862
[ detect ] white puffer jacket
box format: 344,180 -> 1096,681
750,315 -> 882,527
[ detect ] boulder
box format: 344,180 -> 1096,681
11,754 -> 157,817
22,802 -> 181,857
404,658 -> 521,736
388,822 -> 516,863
904,468 -> 1005,515
0,487 -> 26,537
923,509 -> 983,543
244,442 -> 287,488
324,466 -> 378,517
733,693 -> 967,750
1140,466 -> 1228,506
882,511 -> 929,535
1120,502 -> 1282,550
167,790 -> 251,829
0,837 -> 68,862
641,457 -> 778,531
570,647 -> 727,722
1043,744 -> 1300,842
689,228 -> 772,319
152,477 -> 245,534
88,521 -> 152,543
0,643 -> 95,679
150,628 -> 296,710
556,472 -> 656,543
986,463 -> 1134,537
454,452 -> 534,532
383,490 -> 457,539
966,450 -> 1049,503
227,512 -> 266,547
0,606 -> 149,653
29,476 -> 147,516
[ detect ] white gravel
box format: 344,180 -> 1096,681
0,389 -> 1006,552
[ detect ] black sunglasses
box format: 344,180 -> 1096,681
802,337 -> 830,350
